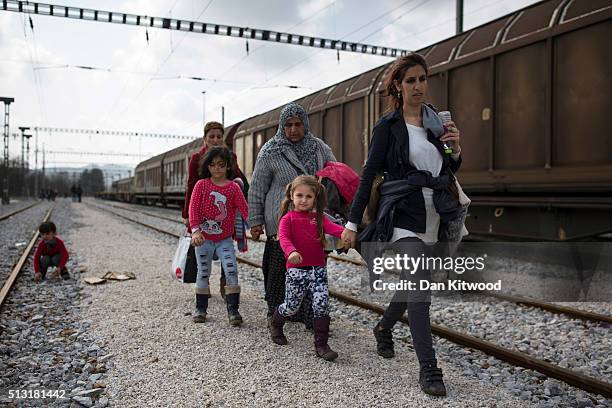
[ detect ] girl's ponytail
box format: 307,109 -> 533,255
277,182 -> 294,224
314,181 -> 327,247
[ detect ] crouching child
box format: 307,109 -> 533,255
33,222 -> 69,282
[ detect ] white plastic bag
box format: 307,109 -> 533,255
171,235 -> 191,281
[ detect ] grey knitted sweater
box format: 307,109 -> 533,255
248,136 -> 336,236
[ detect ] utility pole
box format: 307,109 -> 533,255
19,126 -> 30,197
25,133 -> 31,197
1,96 -> 15,205
34,128 -> 39,198
456,0 -> 464,35
41,143 -> 45,192
221,106 -> 225,127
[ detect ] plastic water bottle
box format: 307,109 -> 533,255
437,111 -> 454,154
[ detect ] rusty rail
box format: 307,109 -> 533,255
0,201 -> 42,222
0,206 -> 54,308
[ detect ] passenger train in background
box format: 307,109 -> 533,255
100,0 -> 612,241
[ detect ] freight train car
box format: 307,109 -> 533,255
232,0 -> 612,240
114,177 -> 134,202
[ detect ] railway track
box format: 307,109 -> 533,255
0,201 -> 42,222
0,206 -> 54,308
85,201 -> 612,399
94,199 -> 612,325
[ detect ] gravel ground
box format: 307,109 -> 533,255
0,201 -> 53,284
0,198 -> 38,218
88,199 -> 612,407
65,203 -> 533,407
0,201 -> 112,408
552,302 -> 612,317
324,259 -> 612,407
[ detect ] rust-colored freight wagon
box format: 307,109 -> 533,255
115,177 -> 134,202
232,0 -> 612,240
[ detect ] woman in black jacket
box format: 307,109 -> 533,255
341,53 -> 462,397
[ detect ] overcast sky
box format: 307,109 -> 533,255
1,0 -> 540,171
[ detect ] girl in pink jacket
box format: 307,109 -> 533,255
269,175 -> 344,361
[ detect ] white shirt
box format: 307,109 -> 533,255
390,123 -> 442,244
346,123 -> 460,244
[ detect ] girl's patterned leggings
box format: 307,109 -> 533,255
278,266 -> 329,318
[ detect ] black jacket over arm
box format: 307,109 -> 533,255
348,108 -> 462,233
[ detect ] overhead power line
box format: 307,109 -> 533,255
45,150 -> 145,158
27,127 -> 196,140
44,160 -> 137,166
1,0 -> 411,58
0,59 -> 312,88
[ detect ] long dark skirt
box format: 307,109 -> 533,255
262,237 -> 313,328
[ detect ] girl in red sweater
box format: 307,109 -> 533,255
269,175 -> 344,361
189,147 -> 249,325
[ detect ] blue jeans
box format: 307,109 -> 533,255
194,237 -> 239,295
278,266 -> 329,318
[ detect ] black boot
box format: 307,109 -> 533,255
225,292 -> 243,326
419,362 -> 447,396
193,293 -> 209,323
269,309 -> 287,345
313,316 -> 338,361
373,323 -> 395,358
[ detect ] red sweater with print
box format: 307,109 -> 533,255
278,210 -> 344,269
182,146 -> 244,219
189,179 -> 249,242
33,237 -> 69,274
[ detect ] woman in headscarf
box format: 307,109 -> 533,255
248,103 -> 336,330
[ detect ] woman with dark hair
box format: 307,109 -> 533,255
248,103 -> 336,331
183,121 -> 248,297
341,53 -> 464,397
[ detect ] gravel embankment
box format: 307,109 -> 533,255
1,200 -> 112,408
87,199 -> 612,407
0,198 -> 38,218
326,259 -> 611,407
66,203 -> 532,407
0,201 -> 53,284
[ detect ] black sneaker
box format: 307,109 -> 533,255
373,323 -> 395,358
419,363 -> 447,396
